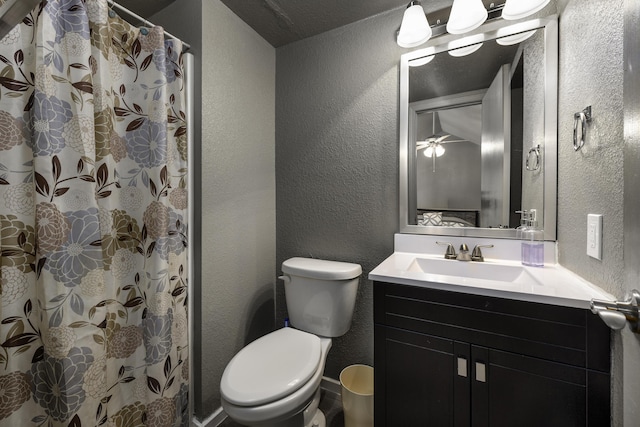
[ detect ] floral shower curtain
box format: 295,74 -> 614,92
0,1 -> 189,426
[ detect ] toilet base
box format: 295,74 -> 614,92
305,409 -> 326,427
238,409 -> 324,427
302,388 -> 322,427
228,388 -> 325,427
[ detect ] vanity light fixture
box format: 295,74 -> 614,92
502,0 -> 551,20
397,1 -> 432,48
397,1 -> 550,50
446,0 -> 488,34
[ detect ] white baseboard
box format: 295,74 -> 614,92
320,376 -> 342,397
191,406 -> 226,427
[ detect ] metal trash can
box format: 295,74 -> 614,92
340,364 -> 374,427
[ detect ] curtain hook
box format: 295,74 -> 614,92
107,0 -> 117,18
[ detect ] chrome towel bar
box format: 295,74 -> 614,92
591,290 -> 640,332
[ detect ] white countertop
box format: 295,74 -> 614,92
369,234 -> 615,309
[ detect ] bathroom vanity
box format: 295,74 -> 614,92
381,13 -> 617,423
370,235 -> 614,427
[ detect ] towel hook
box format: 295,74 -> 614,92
573,106 -> 592,151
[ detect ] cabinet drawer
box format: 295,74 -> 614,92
374,282 -> 610,372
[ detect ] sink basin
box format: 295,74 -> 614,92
405,257 -> 541,287
368,235 -> 617,309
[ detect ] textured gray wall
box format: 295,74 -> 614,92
153,0 -> 277,420
198,1 -> 276,418
276,10 -> 401,379
556,0 -> 625,422
557,0 -> 625,296
622,0 -> 640,424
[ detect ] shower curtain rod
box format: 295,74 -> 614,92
106,0 -> 191,51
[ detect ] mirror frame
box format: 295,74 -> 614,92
399,16 -> 558,240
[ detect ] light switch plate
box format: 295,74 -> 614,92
587,214 -> 603,260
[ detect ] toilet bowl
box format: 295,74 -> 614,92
220,257 -> 362,427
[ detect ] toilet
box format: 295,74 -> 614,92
220,257 -> 362,427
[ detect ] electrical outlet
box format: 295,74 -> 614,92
587,214 -> 603,260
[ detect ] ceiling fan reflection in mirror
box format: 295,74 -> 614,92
416,112 -> 467,171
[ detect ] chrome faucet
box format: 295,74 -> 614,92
456,244 -> 471,261
437,242 -> 494,262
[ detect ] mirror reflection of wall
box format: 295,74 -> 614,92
520,29 -> 545,226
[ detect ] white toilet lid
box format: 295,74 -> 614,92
221,328 -> 322,406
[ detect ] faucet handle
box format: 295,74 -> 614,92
436,241 -> 457,260
471,244 -> 494,262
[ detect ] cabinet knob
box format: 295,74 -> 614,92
475,362 -> 487,383
457,357 -> 467,377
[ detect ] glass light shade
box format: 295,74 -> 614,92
424,144 -> 445,157
397,3 -> 432,48
502,0 -> 551,20
496,29 -> 537,46
409,55 -> 435,67
446,0 -> 488,35
448,42 -> 483,57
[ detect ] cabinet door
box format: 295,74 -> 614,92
375,325 -> 470,426
471,346 -> 597,427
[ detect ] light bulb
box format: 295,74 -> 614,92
435,144 -> 445,157
424,146 -> 434,157
502,0 -> 551,21
397,2 -> 432,48
446,0 -> 488,35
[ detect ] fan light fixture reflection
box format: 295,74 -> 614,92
424,142 -> 445,157
397,1 -> 432,48
502,0 -> 551,21
446,0 -> 488,34
496,29 -> 537,46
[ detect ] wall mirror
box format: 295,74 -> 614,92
399,16 -> 558,240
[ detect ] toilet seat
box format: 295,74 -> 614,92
221,328 -> 322,406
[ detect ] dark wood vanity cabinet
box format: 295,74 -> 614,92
373,281 -> 611,427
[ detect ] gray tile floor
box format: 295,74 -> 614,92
219,388 -> 344,427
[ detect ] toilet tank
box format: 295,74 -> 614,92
280,257 -> 362,337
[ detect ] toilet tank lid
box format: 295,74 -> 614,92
282,257 -> 362,280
